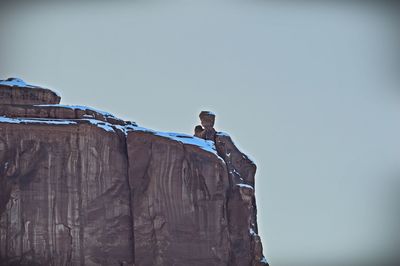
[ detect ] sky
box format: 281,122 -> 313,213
1,1 -> 400,265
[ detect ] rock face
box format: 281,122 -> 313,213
0,79 -> 268,266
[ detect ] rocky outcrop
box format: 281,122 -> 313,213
0,78 -> 60,105
0,79 -> 268,266
195,111 -> 266,266
215,133 -> 264,266
194,111 -> 216,141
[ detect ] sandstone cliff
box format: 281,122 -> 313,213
0,78 -> 268,266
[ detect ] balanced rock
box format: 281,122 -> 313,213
194,111 -> 217,141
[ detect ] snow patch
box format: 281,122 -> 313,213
0,116 -> 77,125
0,114 -> 220,157
0,78 -> 36,88
83,119 -> 114,132
156,132 -> 217,155
236,183 -> 254,190
233,168 -> 241,176
121,124 -> 219,156
0,78 -> 61,97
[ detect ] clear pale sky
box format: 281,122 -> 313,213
1,1 -> 400,265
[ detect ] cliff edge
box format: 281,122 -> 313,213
0,78 -> 268,266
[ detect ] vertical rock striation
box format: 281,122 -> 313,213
0,79 -> 268,266
127,132 -> 230,266
0,124 -> 133,266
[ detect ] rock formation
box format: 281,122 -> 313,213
194,111 -> 216,141
0,78 -> 268,266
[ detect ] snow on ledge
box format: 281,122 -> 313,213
0,78 -> 61,97
126,125 -> 218,156
0,78 -> 37,88
84,119 -> 114,132
0,115 -> 220,157
236,183 -> 254,190
249,228 -> 257,236
0,116 -> 77,125
157,132 -> 217,155
36,104 -> 115,118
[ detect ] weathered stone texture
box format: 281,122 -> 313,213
0,123 -> 133,266
215,133 -> 265,266
127,132 -> 230,266
0,79 -> 60,105
0,79 -> 268,266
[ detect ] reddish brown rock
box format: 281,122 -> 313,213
0,80 -> 268,266
0,78 -> 60,105
195,111 -> 216,141
0,122 -> 133,266
0,104 -> 126,126
127,131 -> 230,266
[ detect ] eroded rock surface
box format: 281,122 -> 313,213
215,133 -> 264,266
0,79 -> 268,266
127,132 -> 230,266
0,78 -> 60,105
0,123 -> 133,266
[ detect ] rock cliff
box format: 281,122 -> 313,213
0,78 -> 268,266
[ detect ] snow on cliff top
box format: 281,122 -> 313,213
0,78 -> 61,97
0,116 -> 77,125
0,114 -> 219,156
0,78 -> 37,88
124,124 -> 218,155
0,79 -> 220,157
